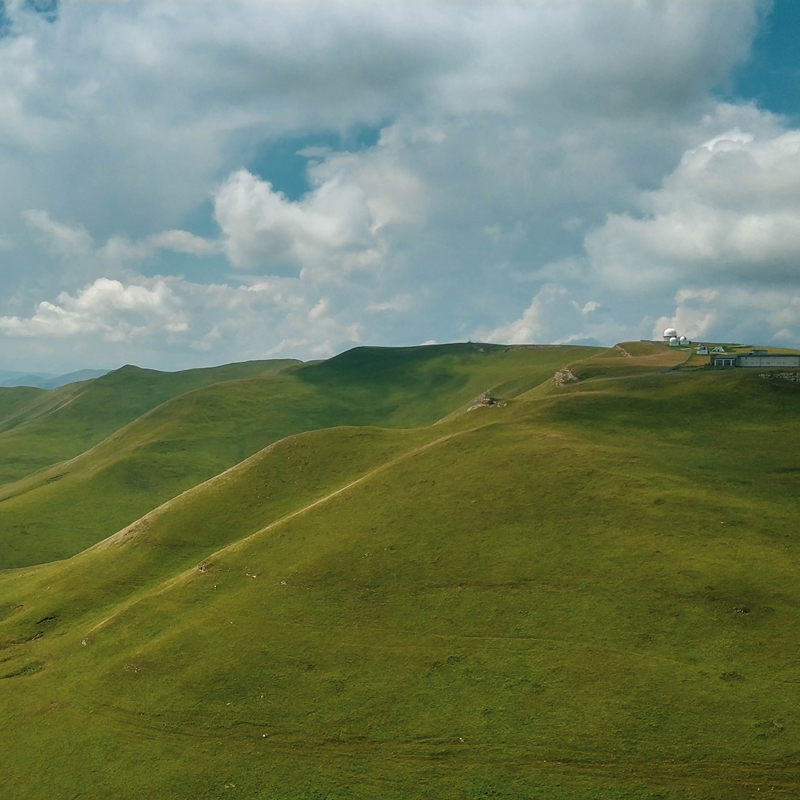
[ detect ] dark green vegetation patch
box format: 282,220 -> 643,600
0,342 -> 798,799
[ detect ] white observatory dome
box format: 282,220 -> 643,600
663,327 -> 678,340
679,336 -> 689,345
669,337 -> 679,347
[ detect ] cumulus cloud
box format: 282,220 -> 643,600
21,208 -> 218,268
21,209 -> 94,257
177,277 -> 364,359
0,2 -> 759,236
481,285 -> 570,344
6,0 -> 798,370
214,169 -> 381,275
213,147 -> 423,278
148,230 -> 219,256
366,293 -> 412,314
0,277 -> 188,341
586,121 -> 800,291
479,284 -> 626,347
655,284 -> 800,346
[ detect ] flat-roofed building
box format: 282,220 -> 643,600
709,350 -> 800,368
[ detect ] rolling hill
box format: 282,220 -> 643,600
0,341 -> 798,799
0,359 -> 300,487
0,343 -> 596,568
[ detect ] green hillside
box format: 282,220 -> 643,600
1,343 -> 798,799
0,359 -> 300,487
0,343 -> 596,568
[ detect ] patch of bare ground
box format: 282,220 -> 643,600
760,372 -> 800,382
467,392 -> 507,410
553,367 -> 579,386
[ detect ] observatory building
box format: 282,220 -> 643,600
663,328 -> 690,347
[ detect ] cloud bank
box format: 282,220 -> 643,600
2,0 -> 797,372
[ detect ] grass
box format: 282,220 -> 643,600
0,359 -> 300,486
0,343 -> 595,568
0,342 -> 798,798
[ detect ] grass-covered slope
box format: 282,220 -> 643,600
0,351 -> 799,798
0,359 -> 300,487
0,344 -> 595,568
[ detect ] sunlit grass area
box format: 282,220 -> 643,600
1,342 -> 798,799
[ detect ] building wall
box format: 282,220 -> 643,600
737,355 -> 800,368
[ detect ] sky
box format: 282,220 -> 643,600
1,0 -> 799,372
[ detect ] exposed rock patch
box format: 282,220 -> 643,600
468,393 -> 507,410
760,372 -> 800,382
553,367 -> 579,386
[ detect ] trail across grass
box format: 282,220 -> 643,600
0,342 -> 798,799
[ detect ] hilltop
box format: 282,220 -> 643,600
0,344 -> 595,568
0,341 -> 798,799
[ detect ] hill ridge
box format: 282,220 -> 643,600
2,341 -> 799,799
86,422 -> 487,640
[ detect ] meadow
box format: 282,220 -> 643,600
0,341 -> 798,799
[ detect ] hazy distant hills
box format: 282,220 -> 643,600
1,341 -> 799,800
0,367 -> 110,389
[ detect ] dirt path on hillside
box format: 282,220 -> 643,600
85,423 -> 486,638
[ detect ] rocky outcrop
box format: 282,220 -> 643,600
468,392 -> 507,410
759,372 -> 800,382
553,367 -> 579,386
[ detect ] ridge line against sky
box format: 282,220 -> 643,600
0,0 -> 799,372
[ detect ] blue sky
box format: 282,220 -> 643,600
1,0 -> 799,372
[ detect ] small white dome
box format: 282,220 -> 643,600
669,337 -> 679,346
663,327 -> 678,340
679,336 -> 689,345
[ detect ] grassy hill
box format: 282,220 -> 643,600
0,342 -> 798,799
0,359 -> 300,487
0,343 -> 596,568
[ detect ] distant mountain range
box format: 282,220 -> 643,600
0,368 -> 110,389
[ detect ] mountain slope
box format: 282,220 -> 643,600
0,359 -> 300,487
0,350 -> 798,798
0,344 -> 596,568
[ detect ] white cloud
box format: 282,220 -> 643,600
6,1 -> 797,370
214,169 -> 386,277
97,235 -> 151,268
482,285 -> 571,344
655,284 -> 800,345
147,230 -> 219,256
0,2 -> 759,238
21,209 -> 94,257
479,282 -> 634,348
181,278 -> 363,360
586,122 -> 800,291
366,294 -> 412,314
0,278 -> 188,341
21,208 -> 218,269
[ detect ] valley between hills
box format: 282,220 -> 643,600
1,341 -> 799,799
